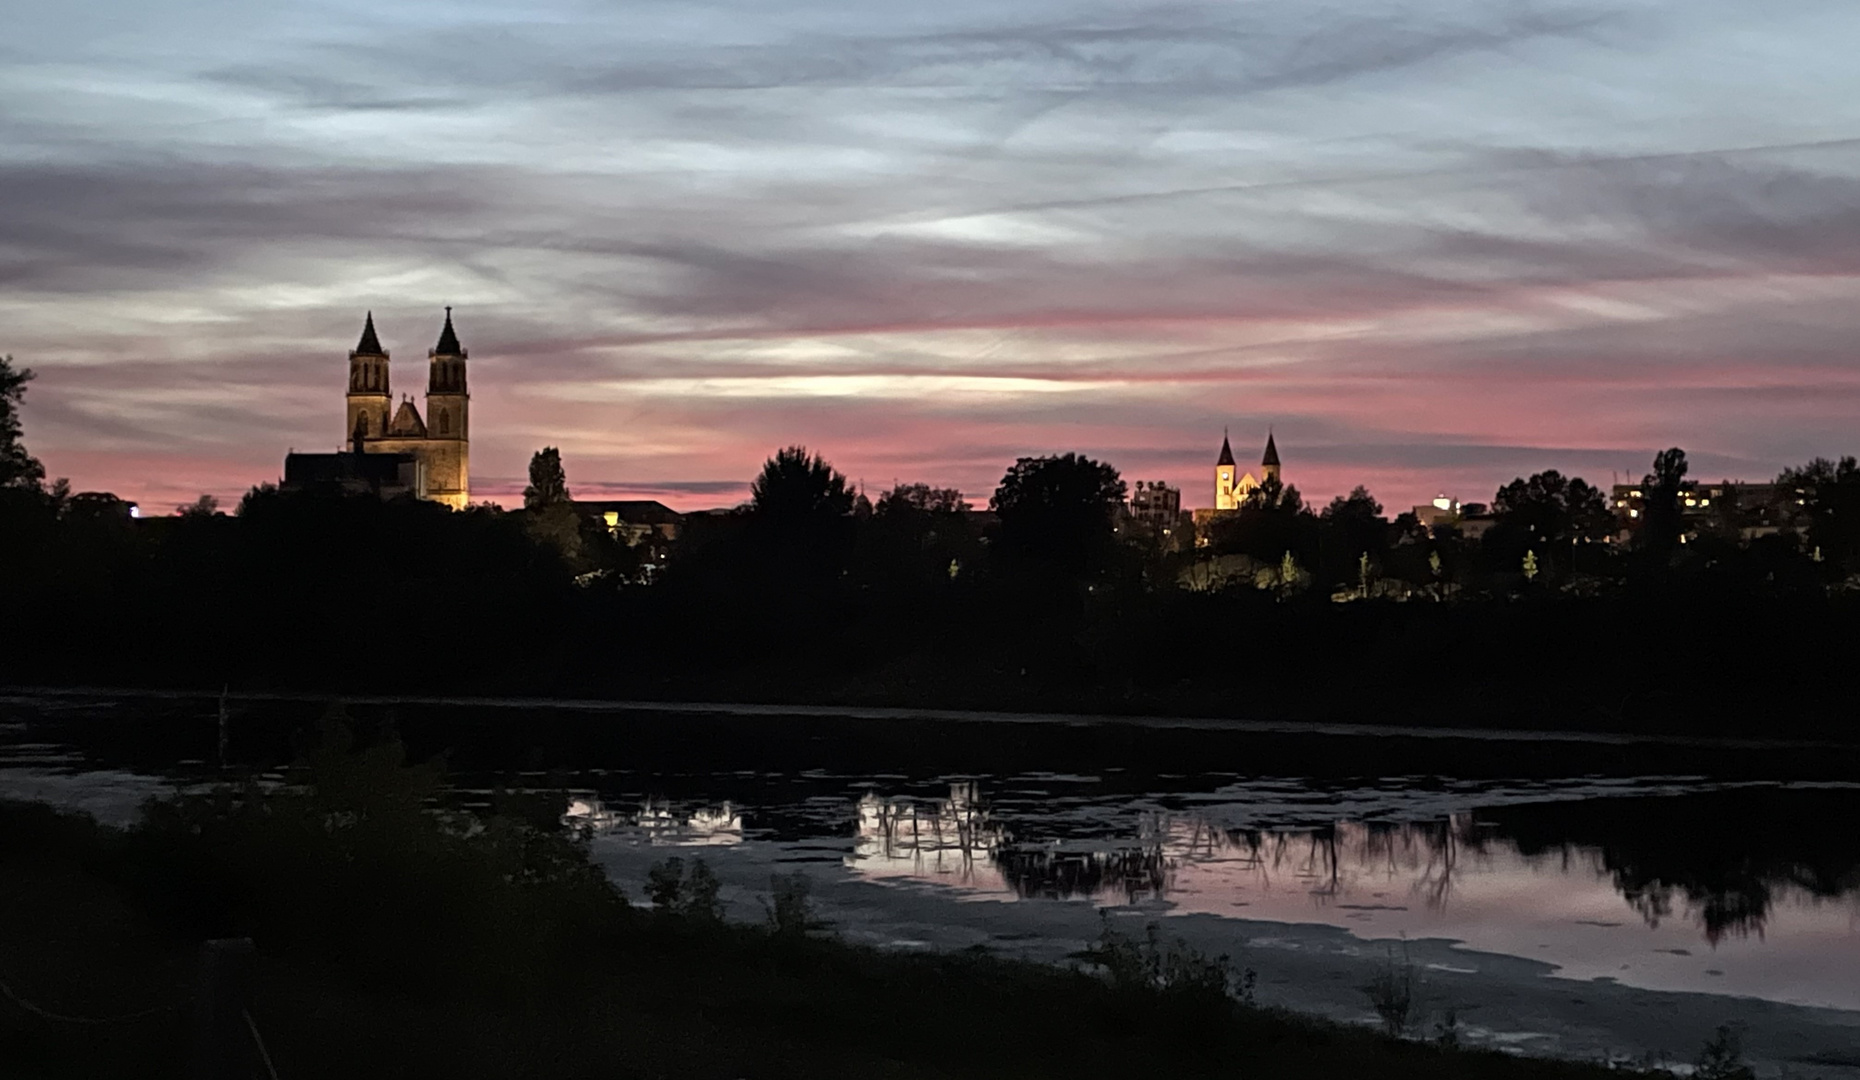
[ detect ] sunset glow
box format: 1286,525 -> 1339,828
10,0 -> 1860,512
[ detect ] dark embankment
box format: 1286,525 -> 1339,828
1,722 -> 1665,1080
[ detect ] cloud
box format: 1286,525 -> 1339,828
7,0 -> 1860,514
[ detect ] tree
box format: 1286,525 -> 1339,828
522,447 -> 581,563
1640,447 -> 1690,555
0,355 -> 46,491
1776,456 -> 1860,572
1317,486 -> 1388,589
178,494 -> 219,518
856,482 -> 980,592
875,483 -> 968,516
751,446 -> 854,525
1491,471 -> 1610,541
1488,470 -> 1612,578
990,453 -> 1126,572
1207,474 -> 1315,571
1322,486 -> 1383,522
1244,474 -> 1303,514
738,446 -> 857,589
523,448 -> 571,510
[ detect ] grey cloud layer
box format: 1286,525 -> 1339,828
6,0 -> 1860,506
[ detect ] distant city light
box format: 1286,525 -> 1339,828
128,505 -> 140,519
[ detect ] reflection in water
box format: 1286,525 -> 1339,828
843,785 -> 1860,946
1483,791 -> 1860,944
990,817 -> 1498,911
565,795 -> 743,846
566,780 -> 1859,948
853,783 -> 1004,886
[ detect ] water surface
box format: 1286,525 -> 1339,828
4,692 -> 1858,1069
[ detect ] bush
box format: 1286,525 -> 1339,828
1078,917 -> 1240,1004
109,710 -> 626,1003
1361,944 -> 1420,1037
762,872 -> 823,939
645,856 -> 724,921
1694,1023 -> 1756,1080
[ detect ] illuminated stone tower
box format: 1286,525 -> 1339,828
1261,431 -> 1281,485
1214,432 -> 1239,510
344,313 -> 391,447
421,308 -> 470,509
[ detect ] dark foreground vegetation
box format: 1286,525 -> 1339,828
5,354 -> 1860,741
0,719 -> 1688,1079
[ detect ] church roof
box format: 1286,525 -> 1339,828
571,499 -> 685,525
388,399 -> 427,437
1262,431 -> 1280,467
432,307 -> 463,356
1217,434 -> 1236,467
353,312 -> 384,356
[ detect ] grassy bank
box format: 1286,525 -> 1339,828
0,723 -> 1704,1080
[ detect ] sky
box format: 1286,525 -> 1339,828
7,0 -> 1860,513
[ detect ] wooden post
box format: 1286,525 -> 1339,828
191,938 -> 255,1080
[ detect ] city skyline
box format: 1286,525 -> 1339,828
10,0 -> 1860,512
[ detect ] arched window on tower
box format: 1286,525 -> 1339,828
437,409 -> 450,436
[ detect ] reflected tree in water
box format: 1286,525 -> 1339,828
1483,789 -> 1860,944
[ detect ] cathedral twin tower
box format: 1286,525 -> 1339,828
343,310 -> 470,509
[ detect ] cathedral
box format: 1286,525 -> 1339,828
1213,430 -> 1280,509
334,309 -> 471,509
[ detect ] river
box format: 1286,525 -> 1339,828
3,690 -> 1857,1075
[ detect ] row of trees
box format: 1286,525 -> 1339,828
8,351 -> 1860,734
497,432 -> 1860,607
6,343 -> 1859,604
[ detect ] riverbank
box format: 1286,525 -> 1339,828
1,765 -> 1657,1080
11,684 -> 1860,761
9,577 -> 1860,745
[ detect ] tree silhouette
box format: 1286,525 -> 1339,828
1777,456 -> 1860,572
523,447 -> 581,563
738,446 -> 857,590
853,482 -> 981,593
0,354 -> 46,491
751,446 -> 854,525
523,447 -> 572,510
1318,486 -> 1388,589
1640,447 -> 1690,555
1243,474 -> 1303,514
990,453 -> 1125,572
1488,470 -> 1611,578
876,483 -> 968,515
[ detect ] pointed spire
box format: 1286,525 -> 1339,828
1217,428 -> 1236,467
433,306 -> 462,356
354,311 -> 384,356
1262,429 -> 1280,467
